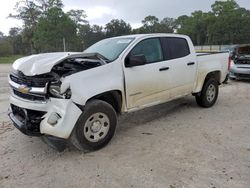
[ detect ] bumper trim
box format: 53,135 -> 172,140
9,95 -> 82,139
8,111 -> 42,136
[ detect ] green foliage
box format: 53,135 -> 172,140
0,55 -> 23,64
212,0 -> 239,15
177,11 -> 215,45
177,0 -> 250,45
7,0 -> 250,55
138,15 -> 160,33
0,42 -> 13,56
105,19 -> 132,37
67,9 -> 87,25
76,24 -> 104,50
8,27 -> 25,54
0,34 -> 13,56
133,16 -> 177,34
34,7 -> 78,52
9,0 -> 65,53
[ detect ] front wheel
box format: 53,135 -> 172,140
195,78 -> 219,108
70,100 -> 117,152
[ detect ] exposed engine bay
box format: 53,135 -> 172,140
52,57 -> 103,77
232,45 -> 250,65
9,53 -> 107,101
52,53 -> 107,78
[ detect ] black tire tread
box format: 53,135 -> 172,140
195,78 -> 219,108
70,100 -> 117,152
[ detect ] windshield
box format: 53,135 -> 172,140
84,37 -> 134,61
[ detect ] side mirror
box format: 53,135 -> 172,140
125,54 -> 146,67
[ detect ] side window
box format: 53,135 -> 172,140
130,38 -> 163,63
161,37 -> 190,60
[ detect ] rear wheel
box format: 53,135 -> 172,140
70,100 -> 117,152
195,78 -> 219,108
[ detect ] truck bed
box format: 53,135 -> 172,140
192,52 -> 229,93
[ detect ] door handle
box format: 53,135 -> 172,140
159,67 -> 169,71
187,62 -> 195,66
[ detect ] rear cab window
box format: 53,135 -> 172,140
160,37 -> 190,60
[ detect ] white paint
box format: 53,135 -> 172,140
12,52 -> 81,76
10,33 -> 229,139
9,95 -> 82,139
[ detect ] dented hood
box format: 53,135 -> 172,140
12,52 -> 81,76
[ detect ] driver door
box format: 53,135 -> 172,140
123,38 -> 171,110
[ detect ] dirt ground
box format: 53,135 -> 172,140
0,64 -> 250,188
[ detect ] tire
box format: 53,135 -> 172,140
195,78 -> 219,108
70,100 -> 117,152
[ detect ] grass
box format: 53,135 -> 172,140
0,55 -> 24,64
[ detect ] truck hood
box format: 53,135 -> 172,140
12,52 -> 81,76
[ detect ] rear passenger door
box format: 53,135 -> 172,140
160,37 -> 197,98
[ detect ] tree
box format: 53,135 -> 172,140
133,16 -> 176,34
142,16 -> 159,27
176,0 -> 250,45
212,0 -> 239,16
158,17 -> 177,33
141,15 -> 160,33
210,0 -> 250,44
8,27 -> 25,54
10,0 -> 41,28
105,19 -> 131,37
0,32 -> 13,56
9,0 -> 65,53
36,0 -> 63,11
8,0 -> 250,54
67,9 -> 87,25
34,7 -> 78,52
178,11 -> 215,45
9,0 -> 42,53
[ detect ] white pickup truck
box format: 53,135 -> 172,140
8,34 -> 229,151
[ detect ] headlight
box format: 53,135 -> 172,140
49,82 -> 71,99
49,82 -> 62,98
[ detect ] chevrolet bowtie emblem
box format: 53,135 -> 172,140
18,85 -> 31,94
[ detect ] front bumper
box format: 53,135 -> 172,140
9,95 -> 82,139
8,109 -> 43,136
229,65 -> 250,79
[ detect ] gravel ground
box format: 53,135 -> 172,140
0,64 -> 250,188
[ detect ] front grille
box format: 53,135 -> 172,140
13,89 -> 47,101
10,72 -> 54,88
235,60 -> 250,65
234,73 -> 250,78
9,71 -> 54,101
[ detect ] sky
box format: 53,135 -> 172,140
1,0 -> 250,35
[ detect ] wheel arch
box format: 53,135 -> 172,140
204,71 -> 221,84
86,90 -> 123,114
193,70 -> 221,94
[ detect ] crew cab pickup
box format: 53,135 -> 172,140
8,34 -> 229,151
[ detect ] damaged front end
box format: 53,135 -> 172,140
8,53 -> 106,139
230,45 -> 250,80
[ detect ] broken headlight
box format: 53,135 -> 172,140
49,81 -> 71,99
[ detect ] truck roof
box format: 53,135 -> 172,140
110,33 -> 188,40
